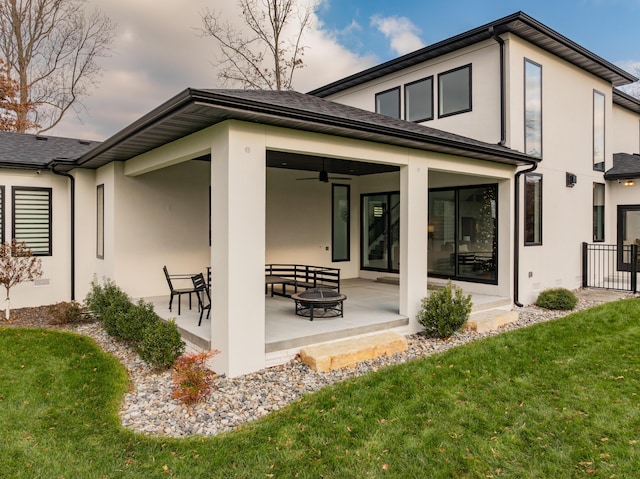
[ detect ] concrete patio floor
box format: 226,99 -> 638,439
146,278 -> 510,366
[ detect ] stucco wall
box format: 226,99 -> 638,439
0,169 -> 71,309
324,40 -> 502,145
612,104 -> 640,154
506,35 -> 612,304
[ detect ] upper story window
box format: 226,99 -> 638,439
438,64 -> 472,117
404,77 -> 433,122
524,59 -> 542,158
375,87 -> 400,119
593,90 -> 605,171
12,187 -> 52,256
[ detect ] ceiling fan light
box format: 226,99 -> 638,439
319,170 -> 329,182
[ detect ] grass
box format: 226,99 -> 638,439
1,300 -> 639,478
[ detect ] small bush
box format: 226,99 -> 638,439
417,281 -> 473,338
48,301 -> 86,325
116,299 -> 158,345
139,319 -> 185,369
535,288 -> 578,311
84,278 -> 132,338
172,350 -> 219,405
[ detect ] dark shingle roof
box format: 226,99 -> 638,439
76,88 -> 537,170
605,153 -> 640,180
0,131 -> 99,169
309,11 -> 637,98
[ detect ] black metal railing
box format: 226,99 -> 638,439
582,242 -> 637,292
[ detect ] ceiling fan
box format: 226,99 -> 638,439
296,158 -> 352,183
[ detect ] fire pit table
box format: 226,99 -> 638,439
290,288 -> 347,321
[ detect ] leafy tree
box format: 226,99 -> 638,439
0,0 -> 116,133
0,59 -> 36,131
199,0 -> 314,90
0,240 -> 43,320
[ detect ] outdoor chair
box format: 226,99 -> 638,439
163,265 -> 198,315
191,272 -> 211,326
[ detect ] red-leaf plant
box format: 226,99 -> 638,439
0,240 -> 43,320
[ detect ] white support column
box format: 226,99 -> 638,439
399,157 -> 429,333
210,121 -> 266,377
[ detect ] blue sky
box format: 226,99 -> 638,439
49,0 -> 640,140
316,0 -> 640,66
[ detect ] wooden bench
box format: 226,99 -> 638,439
265,264 -> 340,298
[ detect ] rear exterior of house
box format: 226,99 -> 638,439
1,12 -> 639,376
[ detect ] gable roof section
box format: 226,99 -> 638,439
75,88 -> 536,170
613,88 -> 640,115
309,11 -> 637,98
605,153 -> 640,180
0,131 -> 99,170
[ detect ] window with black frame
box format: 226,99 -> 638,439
375,87 -> 400,119
428,184 -> 497,283
438,65 -> 472,117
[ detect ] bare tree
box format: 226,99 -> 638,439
200,0 -> 314,90
0,0 -> 116,133
0,240 -> 43,320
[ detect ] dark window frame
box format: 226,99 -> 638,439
437,64 -> 472,118
0,185 -> 5,244
12,186 -> 52,256
524,58 -> 543,159
331,184 -> 350,262
375,86 -> 401,119
428,183 -> 499,285
96,184 -> 104,259
593,182 -> 605,242
593,90 -> 606,172
524,173 -> 543,246
404,76 -> 434,122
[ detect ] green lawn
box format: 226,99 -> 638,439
1,300 -> 639,478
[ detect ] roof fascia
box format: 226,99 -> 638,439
309,11 -> 636,97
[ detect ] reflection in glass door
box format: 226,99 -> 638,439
361,192 -> 400,272
617,205 -> 640,270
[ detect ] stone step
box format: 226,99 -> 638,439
465,309 -> 519,334
299,331 -> 408,372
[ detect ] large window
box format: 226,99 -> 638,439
438,64 -> 472,117
524,173 -> 542,245
593,90 -> 605,171
97,184 -> 104,259
593,183 -> 605,242
375,87 -> 400,118
12,187 -> 52,256
332,184 -> 350,262
428,184 -> 497,284
405,77 -> 433,122
524,59 -> 542,158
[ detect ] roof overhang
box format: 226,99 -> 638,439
613,89 -> 640,115
309,11 -> 637,98
75,89 -> 537,170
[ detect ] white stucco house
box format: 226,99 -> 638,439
1,11 -> 639,376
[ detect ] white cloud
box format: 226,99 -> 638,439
49,0 -> 375,140
370,15 -> 424,56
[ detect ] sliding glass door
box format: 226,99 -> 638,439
361,192 -> 400,272
428,184 -> 498,284
617,205 -> 640,270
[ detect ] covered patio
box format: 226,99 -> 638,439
147,278 -> 510,368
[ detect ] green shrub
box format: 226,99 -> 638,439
47,301 -> 86,325
84,277 -> 132,338
138,319 -> 185,369
172,350 -> 219,405
417,281 -> 473,338
535,288 -> 578,311
115,299 -> 158,345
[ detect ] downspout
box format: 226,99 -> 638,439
490,26 -> 506,146
513,161 -> 538,307
49,162 -> 75,301
490,26 -> 539,306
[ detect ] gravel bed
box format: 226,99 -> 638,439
61,290 -> 633,438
